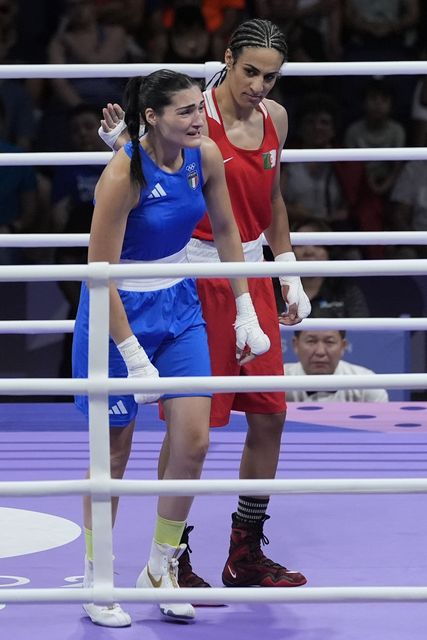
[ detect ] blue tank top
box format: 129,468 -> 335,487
121,142 -> 206,261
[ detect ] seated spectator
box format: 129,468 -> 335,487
48,0 -> 128,108
163,5 -> 214,64
253,0 -> 342,62
341,0 -> 419,124
285,328 -> 389,402
410,75 -> 427,147
50,104 -> 107,377
40,0 -> 130,150
145,0 -> 245,61
251,1 -> 342,112
343,0 -> 419,63
388,155 -> 427,259
293,0 -> 342,61
0,0 -> 17,59
344,79 -> 405,198
0,97 -> 38,264
266,218 -> 369,317
281,93 -> 356,233
409,43 -> 427,146
0,0 -> 37,150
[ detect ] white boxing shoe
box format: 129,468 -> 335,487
83,556 -> 131,627
136,541 -> 195,622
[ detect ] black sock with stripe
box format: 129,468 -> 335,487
236,496 -> 269,524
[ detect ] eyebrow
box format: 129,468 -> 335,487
175,100 -> 204,113
243,64 -> 279,75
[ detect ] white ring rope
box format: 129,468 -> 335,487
2,59 -> 427,609
1,317 -> 426,335
0,373 -> 424,395
0,586 -> 425,605
1,231 -> 427,247
0,260 -> 427,282
2,60 -> 427,79
3,147 -> 427,166
1,477 -> 427,499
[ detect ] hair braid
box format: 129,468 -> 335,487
209,18 -> 288,88
228,18 -> 288,62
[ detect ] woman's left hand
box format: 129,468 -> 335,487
234,293 -> 271,365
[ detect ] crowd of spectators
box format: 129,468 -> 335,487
0,0 -> 426,392
1,2 -> 426,258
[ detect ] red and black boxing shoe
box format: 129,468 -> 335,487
222,513 -> 307,588
178,525 -> 211,588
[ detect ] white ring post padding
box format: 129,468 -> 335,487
86,262 -> 114,604
0,585 -> 426,605
3,147 -> 427,166
0,372 -> 424,395
1,317 -> 427,334
0,231 -> 427,247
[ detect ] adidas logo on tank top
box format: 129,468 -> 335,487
147,183 -> 167,199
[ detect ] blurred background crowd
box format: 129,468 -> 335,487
0,0 -> 426,399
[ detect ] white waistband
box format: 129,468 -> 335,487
117,246 -> 188,291
187,236 -> 264,263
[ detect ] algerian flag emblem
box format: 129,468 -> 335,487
262,149 -> 277,169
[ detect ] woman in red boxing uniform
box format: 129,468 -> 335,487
100,18 -> 311,591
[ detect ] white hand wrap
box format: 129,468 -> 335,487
275,252 -> 311,318
117,335 -> 160,404
234,293 -> 271,357
98,118 -> 127,150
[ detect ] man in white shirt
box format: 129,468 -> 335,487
285,329 -> 389,402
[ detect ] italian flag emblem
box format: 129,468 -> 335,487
263,149 -> 277,169
187,171 -> 199,190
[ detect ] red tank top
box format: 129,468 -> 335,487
194,88 -> 280,243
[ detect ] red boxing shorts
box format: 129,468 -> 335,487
197,275 -> 286,427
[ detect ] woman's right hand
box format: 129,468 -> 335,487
99,103 -> 129,151
117,335 -> 161,404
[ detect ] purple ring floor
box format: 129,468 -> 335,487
1,401 -> 427,640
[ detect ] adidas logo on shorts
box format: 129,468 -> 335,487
109,401 -> 128,415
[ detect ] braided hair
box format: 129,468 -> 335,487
123,70 -> 200,188
228,18 -> 288,61
210,18 -> 288,88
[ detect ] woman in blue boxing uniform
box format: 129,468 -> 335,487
72,70 -> 270,628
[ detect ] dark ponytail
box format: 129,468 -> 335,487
123,76 -> 145,188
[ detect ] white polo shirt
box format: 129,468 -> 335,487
284,360 -> 389,402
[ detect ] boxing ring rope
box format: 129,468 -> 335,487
2,59 -> 427,80
1,317 -> 427,334
0,60 -> 426,607
1,231 -> 427,246
3,147 -> 427,165
0,259 -> 426,606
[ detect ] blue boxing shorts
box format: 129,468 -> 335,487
72,278 -> 212,427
